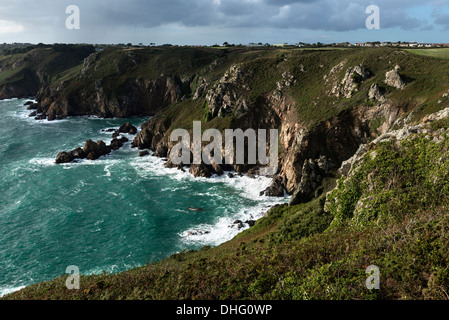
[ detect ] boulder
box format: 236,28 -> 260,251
231,220 -> 244,229
245,220 -> 256,227
47,112 -> 56,121
385,65 -> 406,89
368,83 -> 386,102
154,144 -> 168,158
210,161 -> 224,176
55,151 -> 74,164
131,127 -> 152,149
71,147 -> 86,159
260,175 -> 285,197
139,150 -> 150,157
82,140 -> 110,160
189,163 -> 212,178
110,137 -> 128,150
118,122 -> 138,134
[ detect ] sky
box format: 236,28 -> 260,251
0,0 -> 448,45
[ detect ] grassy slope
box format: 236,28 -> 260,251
6,126 -> 449,300
134,47 -> 449,131
406,48 -> 449,60
0,44 -> 95,96
3,47 -> 449,300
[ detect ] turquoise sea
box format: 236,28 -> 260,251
0,98 -> 287,296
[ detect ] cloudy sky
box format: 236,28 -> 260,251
0,0 -> 448,45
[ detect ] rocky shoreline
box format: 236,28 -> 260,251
55,122 -> 137,164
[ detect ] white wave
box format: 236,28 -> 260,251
29,157 -> 56,166
179,199 -> 285,247
0,286 -> 25,298
104,164 -> 113,177
131,154 -> 281,200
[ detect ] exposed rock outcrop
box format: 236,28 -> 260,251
330,64 -> 370,98
55,123 -> 135,164
36,75 -> 185,120
368,83 -> 386,102
205,64 -> 252,118
385,65 -> 406,89
260,175 -> 285,197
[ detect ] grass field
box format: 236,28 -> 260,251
406,48 -> 449,59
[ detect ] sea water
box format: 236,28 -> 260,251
0,99 -> 288,296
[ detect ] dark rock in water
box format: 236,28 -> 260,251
24,101 -> 34,106
55,151 -> 74,164
189,163 -> 212,178
247,167 -> 259,177
245,220 -> 256,227
97,140 -> 110,154
110,137 -> 127,150
227,173 -> 235,178
154,144 -> 168,157
47,112 -> 56,121
164,158 -> 183,169
118,122 -> 138,135
27,103 -> 39,110
186,230 -> 210,236
102,128 -> 116,133
188,207 -> 204,212
131,127 -> 154,150
83,139 -> 98,155
112,122 -> 138,138
231,220 -> 244,229
139,150 -> 150,157
28,111 -> 37,117
35,114 -> 46,120
82,139 -> 110,160
260,175 -> 285,197
210,161 -> 224,176
71,147 -> 86,159
56,135 -> 128,164
86,152 -> 97,160
56,114 -> 64,120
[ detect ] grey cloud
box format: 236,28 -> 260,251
0,0 -> 439,43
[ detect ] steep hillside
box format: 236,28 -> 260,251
0,44 -> 95,99
3,46 -> 449,300
5,106 -> 449,300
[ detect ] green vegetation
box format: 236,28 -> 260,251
327,130 -> 449,228
3,45 -> 449,300
5,124 -> 449,300
406,48 -> 449,60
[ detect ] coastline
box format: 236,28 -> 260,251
0,98 -> 288,297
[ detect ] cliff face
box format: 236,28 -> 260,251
0,44 -> 96,100
3,45 -> 449,201
24,46 -> 224,120
131,46 -> 437,201
36,75 -> 185,119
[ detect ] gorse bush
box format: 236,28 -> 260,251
326,132 -> 449,228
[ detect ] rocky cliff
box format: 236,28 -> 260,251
3,45 -> 449,203
131,46 -> 444,203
